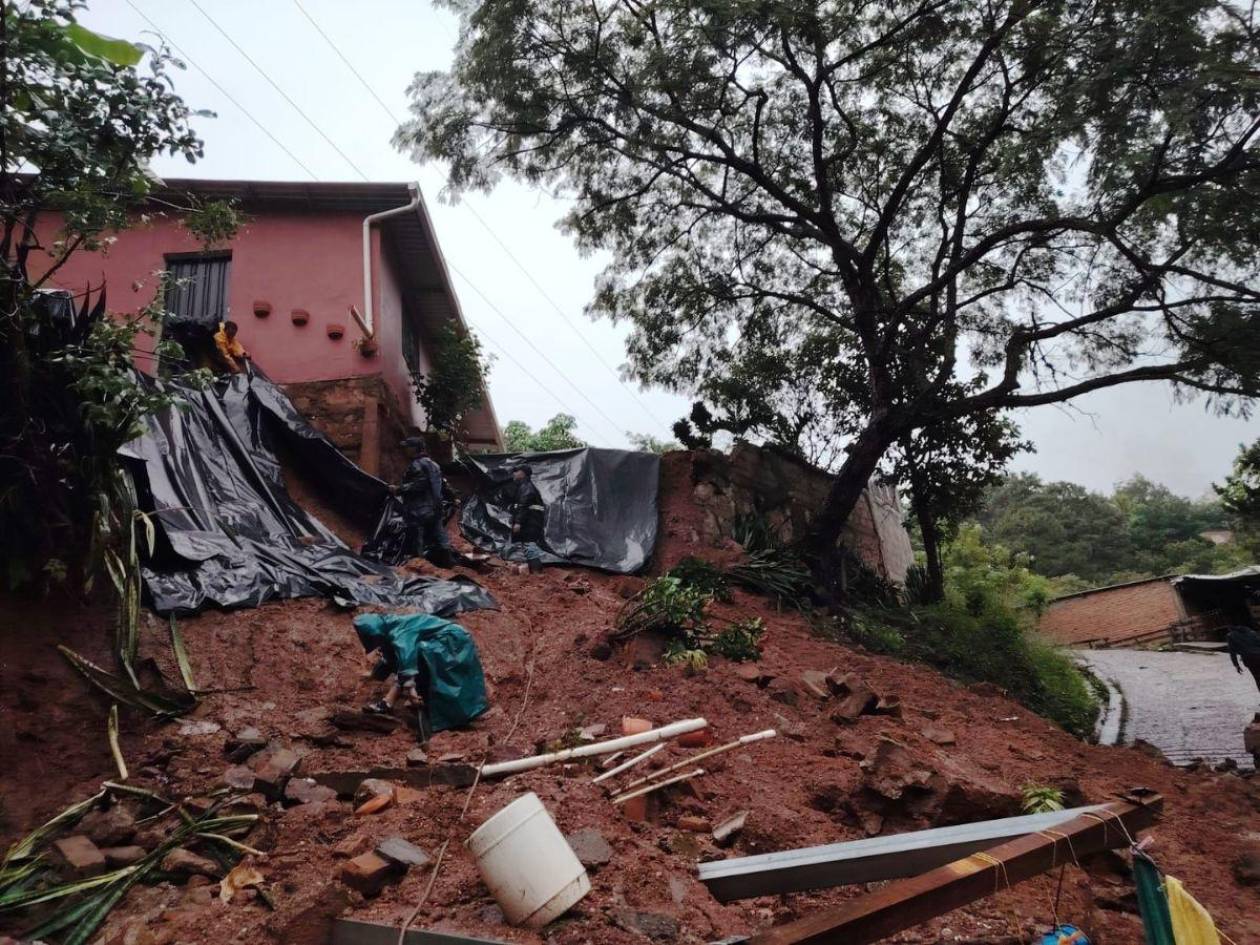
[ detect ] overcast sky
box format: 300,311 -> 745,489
83,0 -> 1257,498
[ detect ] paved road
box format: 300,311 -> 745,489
1075,648 -> 1259,769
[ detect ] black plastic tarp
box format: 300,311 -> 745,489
458,448 -> 660,574
121,368 -> 496,616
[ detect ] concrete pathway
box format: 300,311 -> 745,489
1074,648 -> 1259,769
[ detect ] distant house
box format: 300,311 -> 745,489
1200,528 -> 1235,545
30,178 -> 502,479
1039,566 -> 1260,648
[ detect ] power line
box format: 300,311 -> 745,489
123,0 -> 320,181
287,0 -> 672,433
126,0 -> 617,447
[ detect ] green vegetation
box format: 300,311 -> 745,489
1021,784 -> 1066,815
412,322 -> 491,446
1216,438 -> 1260,555
972,473 -> 1250,591
843,527 -> 1098,738
502,413 -> 586,452
628,432 -> 681,454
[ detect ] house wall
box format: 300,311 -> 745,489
1038,578 -> 1186,647
28,209 -> 420,418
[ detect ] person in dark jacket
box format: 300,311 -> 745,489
509,464 -> 546,544
391,437 -> 453,566
1226,624 -> 1260,695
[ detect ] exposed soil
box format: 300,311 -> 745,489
2,455 -> 1258,945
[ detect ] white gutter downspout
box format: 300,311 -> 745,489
353,182 -> 422,339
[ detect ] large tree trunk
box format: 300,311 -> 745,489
804,419 -> 898,556
915,502 -> 945,603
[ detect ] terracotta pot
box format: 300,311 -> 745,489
326,323 -> 345,340
291,309 -> 310,326
252,300 -> 271,318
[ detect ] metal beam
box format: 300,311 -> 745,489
699,804 -> 1107,901
331,918 -> 509,945
746,793 -> 1163,945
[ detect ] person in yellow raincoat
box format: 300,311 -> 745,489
212,320 -> 250,374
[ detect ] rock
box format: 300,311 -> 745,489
734,664 -> 766,685
223,765 -> 257,791
284,778 -> 338,806
859,811 -> 884,836
1234,832 -> 1260,886
102,845 -> 148,867
622,716 -> 654,735
331,710 -> 399,734
332,834 -> 367,858
161,847 -> 221,878
923,726 -> 957,746
766,676 -> 799,707
614,910 -> 680,942
772,712 -> 808,742
375,836 -> 431,869
178,720 -> 221,737
52,835 -> 106,877
579,723 -> 608,741
406,748 -> 428,767
861,737 -> 939,803
934,780 -> 1022,826
677,815 -> 711,832
225,727 -> 267,763
353,779 -> 396,808
249,743 -> 300,798
79,806 -> 137,847
184,885 -> 214,905
799,670 -> 832,700
339,852 -> 400,896
829,673 -> 878,720
712,810 -> 748,847
872,695 -> 903,718
566,827 -> 614,868
668,875 -> 689,906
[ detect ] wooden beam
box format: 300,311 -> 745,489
699,804 -> 1107,901
747,793 -> 1162,945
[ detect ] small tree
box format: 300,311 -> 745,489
628,431 -> 681,454
1216,438 -> 1260,552
501,413 -> 586,452
412,321 -> 491,445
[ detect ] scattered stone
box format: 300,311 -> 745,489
178,720 -> 221,737
923,726 -> 956,746
161,848 -> 221,878
861,737 -> 940,805
249,742 -> 301,798
579,723 -> 608,741
184,885 -> 214,906
102,845 -> 147,867
622,794 -> 650,823
614,909 -> 680,942
223,765 -> 257,791
829,673 -> 878,721
339,852 -> 400,896
52,835 -> 105,877
405,748 -> 428,767
355,794 -> 394,816
711,810 -> 748,847
225,727 -> 267,763
734,664 -> 764,685
437,752 -> 466,764
284,778 -> 338,806
331,710 -> 399,734
668,875 -> 689,906
622,716 -> 653,735
566,828 -> 614,869
375,837 -> 431,869
332,835 -> 367,859
872,695 -> 903,718
79,806 -> 137,847
772,712 -> 808,742
799,670 -> 832,700
766,676 -> 799,707
677,815 -> 711,833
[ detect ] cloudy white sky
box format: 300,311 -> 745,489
83,0 -> 1257,498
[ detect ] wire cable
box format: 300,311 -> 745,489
288,0 -> 672,432
123,0 -> 320,181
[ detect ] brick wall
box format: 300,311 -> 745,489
1038,578 -> 1185,646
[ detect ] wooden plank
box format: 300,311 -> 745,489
747,793 -> 1162,945
331,917 -> 510,945
698,804 -> 1106,901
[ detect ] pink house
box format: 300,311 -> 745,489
31,178 -> 502,478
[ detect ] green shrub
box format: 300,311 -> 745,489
711,618 -> 765,662
667,556 -> 732,601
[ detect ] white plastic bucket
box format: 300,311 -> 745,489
466,792 -> 591,927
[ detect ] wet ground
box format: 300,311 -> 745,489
1075,648 -> 1259,769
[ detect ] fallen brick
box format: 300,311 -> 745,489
677,815 -> 711,833
52,835 -> 105,877
375,837 -> 431,869
339,852 -> 400,896
677,728 -> 711,748
332,835 -> 367,859
353,779 -> 396,806
161,847 -> 221,878
354,794 -> 393,816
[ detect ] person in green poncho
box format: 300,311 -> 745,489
353,612 -> 490,734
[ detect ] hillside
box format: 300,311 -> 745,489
1,459 -> 1258,945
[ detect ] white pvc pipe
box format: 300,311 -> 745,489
480,718 -> 708,778
618,729 -> 777,794
591,742 -> 665,785
357,182 -> 422,339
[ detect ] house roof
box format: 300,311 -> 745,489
154,178 -> 502,448
1047,574 -> 1178,604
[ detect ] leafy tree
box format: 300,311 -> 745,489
893,412 -> 1027,602
628,431 -> 681,454
1215,438 -> 1260,553
398,0 -> 1260,555
412,322 -> 491,445
501,413 -> 586,452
